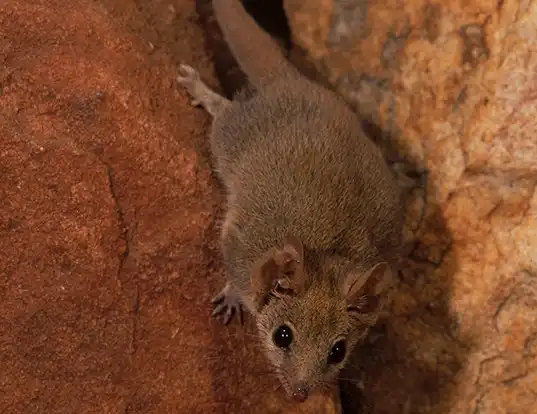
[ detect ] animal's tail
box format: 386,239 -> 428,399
212,0 -> 300,89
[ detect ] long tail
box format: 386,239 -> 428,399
212,0 -> 300,89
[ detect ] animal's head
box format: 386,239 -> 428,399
249,235 -> 392,403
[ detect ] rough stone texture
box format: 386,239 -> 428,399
0,1 -> 340,413
284,0 -> 537,413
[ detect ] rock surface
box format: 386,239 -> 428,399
283,0 -> 537,413
0,0 -> 340,413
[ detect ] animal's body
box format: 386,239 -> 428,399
177,0 -> 405,402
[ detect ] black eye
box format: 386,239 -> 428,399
328,340 -> 346,364
273,324 -> 293,348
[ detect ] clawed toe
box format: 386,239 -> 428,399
211,291 -> 225,305
211,286 -> 243,325
211,302 -> 227,317
212,301 -> 241,325
223,306 -> 235,325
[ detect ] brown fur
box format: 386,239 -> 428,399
177,0 -> 405,402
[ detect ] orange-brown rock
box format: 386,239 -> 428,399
0,0 -> 339,413
284,0 -> 537,413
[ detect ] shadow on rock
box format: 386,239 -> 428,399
340,176 -> 470,413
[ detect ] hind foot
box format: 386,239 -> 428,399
211,282 -> 243,325
177,64 -> 230,117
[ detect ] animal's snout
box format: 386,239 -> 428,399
291,382 -> 309,403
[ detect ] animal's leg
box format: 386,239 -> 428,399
177,64 -> 230,117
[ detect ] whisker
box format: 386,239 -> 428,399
249,366 -> 280,375
345,359 -> 366,370
215,331 -> 262,341
338,377 -> 365,386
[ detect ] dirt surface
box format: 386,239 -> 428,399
0,1 -> 340,413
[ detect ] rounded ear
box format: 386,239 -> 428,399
343,262 -> 392,316
273,234 -> 304,270
250,234 -> 306,310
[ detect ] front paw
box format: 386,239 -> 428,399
211,283 -> 243,325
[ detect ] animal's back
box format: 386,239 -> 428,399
208,0 -> 403,293
216,80 -> 403,266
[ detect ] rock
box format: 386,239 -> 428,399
284,0 -> 537,412
0,0 -> 339,413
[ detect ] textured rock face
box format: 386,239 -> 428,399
284,0 -> 537,413
0,0 -> 339,413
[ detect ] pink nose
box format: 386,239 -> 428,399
292,382 -> 309,402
